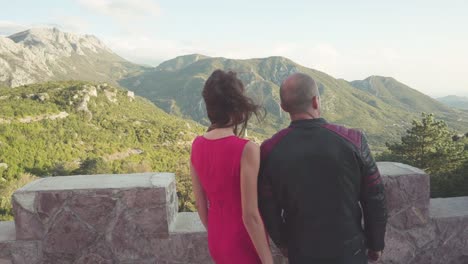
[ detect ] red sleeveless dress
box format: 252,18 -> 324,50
191,135 -> 261,264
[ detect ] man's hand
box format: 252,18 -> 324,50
367,250 -> 382,262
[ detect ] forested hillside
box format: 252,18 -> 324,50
0,81 -> 205,219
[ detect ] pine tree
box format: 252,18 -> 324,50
385,113 -> 466,175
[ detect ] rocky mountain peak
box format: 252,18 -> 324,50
7,27 -> 112,56
0,28 -> 140,88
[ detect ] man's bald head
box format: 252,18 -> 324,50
280,73 -> 319,114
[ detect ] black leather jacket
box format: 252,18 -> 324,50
259,118 -> 387,261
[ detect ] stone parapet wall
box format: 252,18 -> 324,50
372,163 -> 467,264
0,163 -> 466,264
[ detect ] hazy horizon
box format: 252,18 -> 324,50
1,0 -> 467,97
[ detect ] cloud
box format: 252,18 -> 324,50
285,43 -> 341,75
103,35 -> 343,78
104,35 -> 201,66
77,0 -> 160,21
0,21 -> 28,36
104,36 -> 420,94
0,18 -> 90,37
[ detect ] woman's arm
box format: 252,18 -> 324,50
241,141 -> 273,264
191,162 -> 208,229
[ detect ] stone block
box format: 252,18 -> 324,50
74,237 -> 113,264
158,213 -> 212,264
12,193 -> 44,240
13,173 -> 177,241
43,209 -> 97,255
11,173 -> 177,263
35,191 -> 70,226
68,190 -> 117,233
379,226 -> 416,263
378,162 -> 430,229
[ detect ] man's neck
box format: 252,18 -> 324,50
289,111 -> 321,121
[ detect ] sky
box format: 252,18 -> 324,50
0,0 -> 467,97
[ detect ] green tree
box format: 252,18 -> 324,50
174,159 -> 196,212
74,157 -> 112,175
385,113 -> 466,175
431,160 -> 468,197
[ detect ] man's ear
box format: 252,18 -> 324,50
280,102 -> 287,112
312,96 -> 320,110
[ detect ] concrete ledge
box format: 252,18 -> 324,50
420,198 -> 468,263
430,197 -> 468,218
378,162 -> 427,176
16,173 -> 175,192
171,212 -> 206,234
0,222 -> 15,242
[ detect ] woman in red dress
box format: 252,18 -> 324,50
191,70 -> 273,264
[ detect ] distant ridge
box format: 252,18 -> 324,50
0,28 -> 145,87
350,76 -> 451,113
156,54 -> 210,71
437,95 -> 468,110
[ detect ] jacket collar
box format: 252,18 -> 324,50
289,118 -> 328,128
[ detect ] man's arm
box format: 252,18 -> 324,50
258,144 -> 286,249
359,133 -> 388,252
240,142 -> 273,264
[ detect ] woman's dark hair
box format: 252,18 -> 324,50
202,70 -> 263,136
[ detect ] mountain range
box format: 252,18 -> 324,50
1,28 -> 468,149
437,95 -> 468,110
120,54 -> 468,148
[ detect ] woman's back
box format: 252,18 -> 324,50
192,135 -> 246,198
191,135 -> 261,264
190,69 -> 272,264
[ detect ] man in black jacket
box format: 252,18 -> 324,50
259,73 -> 387,264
